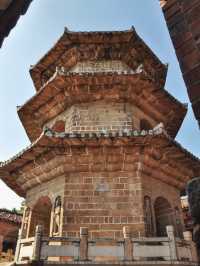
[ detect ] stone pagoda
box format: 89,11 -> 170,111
0,28 -> 200,264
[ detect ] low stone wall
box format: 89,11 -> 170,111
15,226 -> 198,264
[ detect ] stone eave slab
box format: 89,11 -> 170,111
17,70 -> 187,142
29,27 -> 167,91
0,127 -> 199,197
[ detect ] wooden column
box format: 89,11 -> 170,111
32,225 -> 43,261
80,227 -> 88,261
123,226 -> 133,261
167,225 -> 178,261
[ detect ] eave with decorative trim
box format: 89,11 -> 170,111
0,127 -> 199,198
18,69 -> 187,142
29,28 -> 167,92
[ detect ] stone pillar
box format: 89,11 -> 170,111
80,227 -> 88,261
26,209 -> 32,238
183,231 -> 198,262
32,225 -> 43,261
167,226 -> 178,261
0,235 -> 3,254
21,207 -> 32,239
14,229 -> 22,262
190,241 -> 198,262
183,231 -> 192,241
123,226 -> 133,261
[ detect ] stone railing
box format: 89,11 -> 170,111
15,226 -> 198,264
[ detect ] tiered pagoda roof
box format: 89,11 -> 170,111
18,68 -> 187,141
29,28 -> 167,91
0,28 -> 199,197
18,28 -> 186,141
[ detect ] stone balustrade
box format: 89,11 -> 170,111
14,225 -> 198,265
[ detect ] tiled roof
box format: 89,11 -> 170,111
0,126 -> 200,197
1,126 -> 200,170
0,209 -> 22,224
0,0 -> 33,48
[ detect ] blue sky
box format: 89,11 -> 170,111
0,0 -> 199,209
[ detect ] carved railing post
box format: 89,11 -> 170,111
183,231 -> 198,262
14,229 -> 22,262
32,225 -> 43,261
167,226 -> 178,261
123,226 -> 133,261
80,227 -> 88,261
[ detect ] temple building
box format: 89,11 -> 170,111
0,209 -> 22,259
0,28 -> 200,264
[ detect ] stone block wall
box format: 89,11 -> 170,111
45,101 -> 157,133
63,146 -> 145,239
0,221 -> 20,253
142,172 -> 184,237
24,146 -> 146,239
69,102 -> 133,133
26,176 -> 65,208
24,145 -> 184,240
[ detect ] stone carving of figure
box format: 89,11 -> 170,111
144,196 -> 154,237
53,196 -> 62,235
